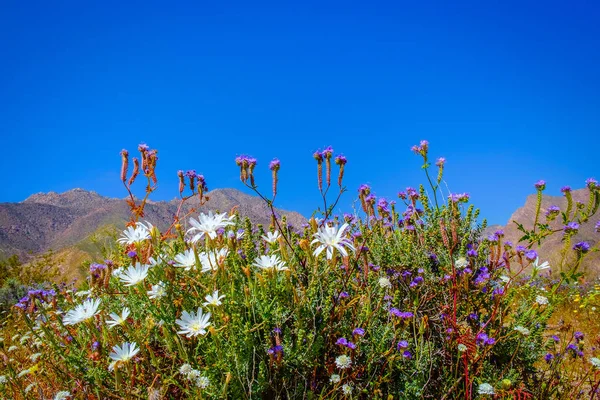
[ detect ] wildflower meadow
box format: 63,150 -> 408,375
1,141 -> 599,399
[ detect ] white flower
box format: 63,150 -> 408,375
199,249 -> 229,273
63,298 -> 101,325
179,363 -> 193,375
25,383 -> 36,393
187,211 -> 235,242
591,357 -> 600,369
378,277 -> 392,289
106,307 -> 131,329
29,352 -> 42,362
478,383 -> 495,395
311,223 -> 355,259
252,255 -> 289,271
148,256 -> 164,268
536,295 -> 549,305
532,257 -> 550,273
174,249 -> 197,271
148,282 -> 167,299
196,376 -> 210,389
75,289 -> 92,297
330,374 -> 341,383
514,325 -> 530,336
119,263 -> 150,286
0,375 -> 6,384
54,391 -> 71,400
7,345 -> 18,352
455,257 -> 468,269
262,231 -> 281,244
341,384 -> 353,395
335,354 -> 352,369
458,344 -> 467,352
499,275 -> 510,283
108,342 -> 140,371
203,290 -> 225,307
117,222 -> 151,245
111,267 -> 124,278
176,307 -> 212,338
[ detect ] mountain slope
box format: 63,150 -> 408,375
0,188 -> 306,260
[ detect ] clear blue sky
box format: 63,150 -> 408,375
0,0 -> 598,224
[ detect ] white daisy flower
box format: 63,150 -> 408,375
203,290 -> 225,307
532,257 -> 550,273
199,248 -> 230,273
187,211 -> 235,242
174,249 -> 197,271
106,307 -> 131,329
591,357 -> 600,369
119,263 -> 150,286
335,354 -> 352,369
108,342 -> 140,371
63,298 -> 101,325
330,374 -> 341,383
514,325 -> 530,336
311,223 -> 355,259
252,255 -> 289,271
111,267 -> 124,278
455,257 -> 468,269
117,222 -> 151,245
262,231 -> 281,244
458,344 -> 467,352
179,363 -> 193,375
535,295 -> 549,305
478,383 -> 495,395
378,277 -> 392,289
176,307 -> 212,338
148,282 -> 167,299
196,376 -> 210,389
341,384 -> 353,395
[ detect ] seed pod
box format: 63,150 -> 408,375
128,158 -> 140,186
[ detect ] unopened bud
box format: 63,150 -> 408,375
120,150 -> 129,183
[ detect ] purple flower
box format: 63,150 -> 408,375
322,146 -> 334,158
402,350 -> 413,359
561,186 -> 572,194
534,180 -> 546,190
353,328 -> 365,337
564,222 -> 580,234
545,205 -> 560,217
545,353 -> 554,363
92,341 -> 100,350
397,340 -> 409,350
516,245 -> 526,253
335,155 -> 347,165
467,249 -> 478,257
586,177 -> 598,189
269,159 -> 281,171
358,184 -> 371,195
574,331 -> 584,341
312,151 -> 323,162
336,337 -> 348,346
127,250 -> 137,258
525,250 -> 538,262
595,220 -> 600,233
468,313 -> 478,321
138,143 -> 149,152
551,335 -> 560,342
435,157 -> 446,167
273,327 -> 282,334
89,263 -> 106,274
390,309 -> 414,319
339,292 -> 349,299
573,241 -> 590,253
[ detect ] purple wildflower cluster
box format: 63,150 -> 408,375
563,222 -> 580,234
410,140 -> 429,157
534,180 -> 546,190
390,308 -> 414,319
573,241 -> 590,254
476,332 -> 496,346
448,193 -> 470,203
15,289 -> 56,310
336,337 -> 356,349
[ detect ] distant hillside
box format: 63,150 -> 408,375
0,188 -> 306,261
501,188 -> 599,276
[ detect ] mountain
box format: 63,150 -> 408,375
0,188 -> 307,261
501,188 -> 599,276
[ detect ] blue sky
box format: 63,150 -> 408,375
0,1 -> 598,224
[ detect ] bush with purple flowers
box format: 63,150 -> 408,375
0,142 -> 599,399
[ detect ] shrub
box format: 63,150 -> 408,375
1,142 -> 599,399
